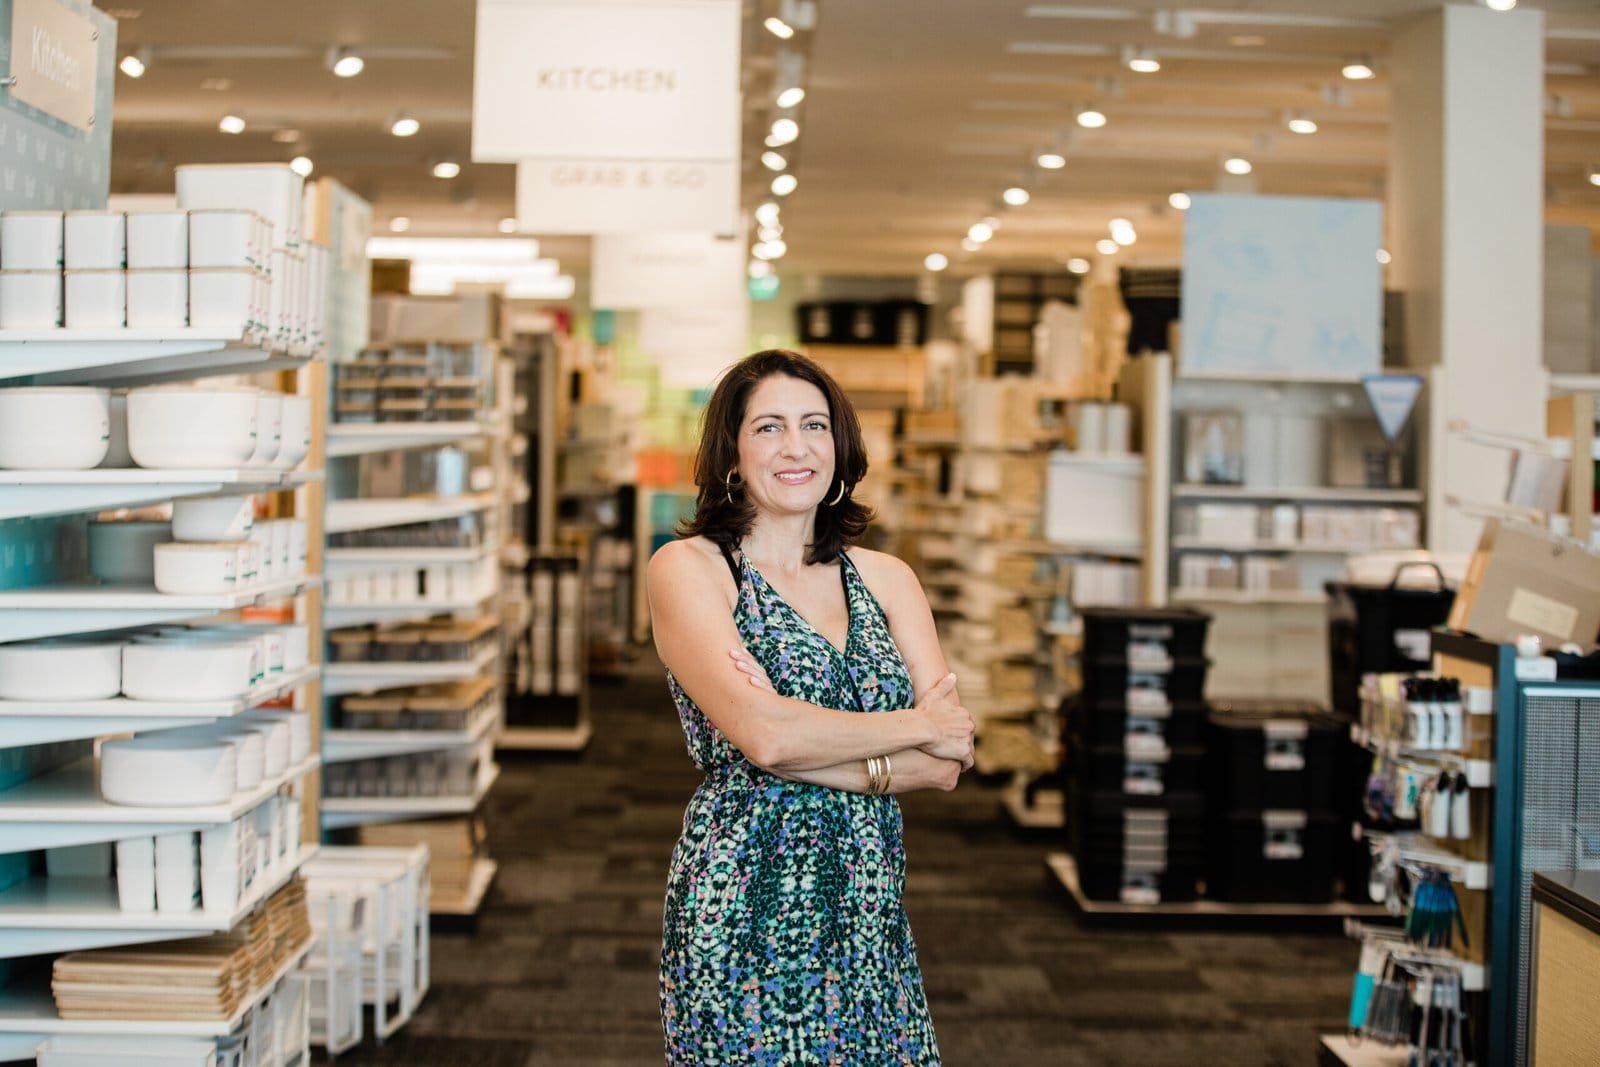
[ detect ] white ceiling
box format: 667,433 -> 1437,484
105,0 -> 1600,279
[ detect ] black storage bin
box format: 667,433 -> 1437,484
1068,693 -> 1207,748
1067,787 -> 1205,850
1074,744 -> 1206,797
1078,858 -> 1202,904
1206,810 -> 1338,903
1205,701 -> 1346,812
1082,656 -> 1207,703
1325,564 -> 1454,717
1081,606 -> 1211,661
795,300 -> 929,347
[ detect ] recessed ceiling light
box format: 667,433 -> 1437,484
758,224 -> 784,242
1124,47 -> 1160,74
1076,108 -> 1107,129
768,118 -> 799,146
1287,115 -> 1319,135
1224,156 -> 1253,175
1095,238 -> 1119,255
1111,222 -> 1137,246
1481,0 -> 1516,10
1037,152 -> 1066,170
391,116 -> 421,138
924,253 -> 949,272
498,218 -> 518,234
433,161 -> 461,179
1169,192 -> 1192,210
967,222 -> 994,243
1588,167 -> 1600,187
771,174 -> 798,196
761,151 -> 788,172
981,215 -> 1001,230
1342,56 -> 1375,80
1003,187 -> 1030,207
764,17 -> 795,39
218,114 -> 245,135
389,217 -> 410,233
289,156 -> 314,178
118,54 -> 145,78
272,129 -> 301,144
961,238 -> 982,252
748,259 -> 774,279
1066,257 -> 1091,274
328,47 -> 364,78
1376,248 -> 1392,264
753,239 -> 787,260
776,87 -> 806,108
755,202 -> 781,226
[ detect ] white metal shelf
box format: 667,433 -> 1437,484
325,421 -> 494,459
0,845 -> 317,959
0,754 -> 320,854
324,590 -> 495,631
320,762 -> 500,830
1047,452 -> 1145,472
0,576 -> 322,644
0,328 -> 308,388
429,858 -> 498,917
0,664 -> 321,749
0,938 -> 313,1056
325,540 -> 500,579
497,722 -> 593,753
1170,588 -> 1326,606
1172,484 -> 1424,504
325,493 -> 496,535
0,468 -> 320,522
324,646 -> 496,698
1349,724 -> 1494,788
1548,372 -> 1600,395
1172,537 -> 1417,555
324,706 -> 498,765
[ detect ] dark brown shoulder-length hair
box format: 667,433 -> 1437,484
678,349 -> 872,565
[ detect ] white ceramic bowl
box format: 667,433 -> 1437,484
173,724 -> 265,790
0,639 -> 123,701
122,639 -> 256,701
244,708 -> 312,764
100,736 -> 237,807
276,396 -> 312,471
231,719 -> 289,776
98,392 -> 132,469
248,391 -> 283,467
0,387 -> 110,470
152,541 -> 240,595
126,386 -> 258,469
160,628 -> 270,685
170,494 -> 254,543
86,520 -> 170,585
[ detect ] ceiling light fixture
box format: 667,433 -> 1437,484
1342,55 -> 1375,80
389,217 -> 410,233
755,202 -> 781,226
1076,106 -> 1107,129
757,225 -> 784,242
1096,238 -> 1119,255
1587,167 -> 1600,187
1111,223 -> 1137,247
771,174 -> 798,196
967,222 -> 994,243
327,47 -> 364,78
748,259 -> 774,279
753,239 -> 788,260
1003,187 -> 1030,207
432,161 -> 461,179
961,238 -> 983,252
776,86 -> 806,108
1224,156 -> 1253,175
1376,249 -> 1392,264
763,16 -> 795,39
1037,152 -> 1066,170
289,156 -> 314,178
1124,46 -> 1160,74
767,118 -> 799,147
1066,257 -> 1091,274
1480,0 -> 1516,10
218,114 -> 246,135
498,218 -> 518,234
390,115 -> 420,138
119,52 -> 146,78
1287,113 -> 1319,135
1169,192 -> 1192,210
761,151 -> 788,172
924,253 -> 949,272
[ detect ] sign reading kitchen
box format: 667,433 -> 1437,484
472,0 -> 740,163
8,0 -> 100,132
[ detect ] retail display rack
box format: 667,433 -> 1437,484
0,246 -> 329,1060
319,338 -> 509,919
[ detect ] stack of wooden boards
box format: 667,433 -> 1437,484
358,817 -> 482,908
51,880 -> 311,1021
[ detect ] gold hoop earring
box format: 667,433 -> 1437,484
825,480 -> 848,506
724,467 -> 743,505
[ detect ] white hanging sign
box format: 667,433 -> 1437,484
9,0 -> 99,132
472,0 -> 741,163
590,232 -> 745,310
1361,373 -> 1425,444
515,158 -> 739,235
641,305 -> 748,388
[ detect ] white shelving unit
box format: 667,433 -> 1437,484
324,646 -> 497,698
324,493 -> 495,535
0,329 -> 313,389
1172,484 -> 1424,504
0,576 -> 322,644
320,762 -> 501,831
325,421 -> 494,459
322,706 -> 498,765
0,468 -> 320,522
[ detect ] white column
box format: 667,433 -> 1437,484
1389,6 -> 1547,553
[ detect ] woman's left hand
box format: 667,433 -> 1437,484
729,647 -> 775,691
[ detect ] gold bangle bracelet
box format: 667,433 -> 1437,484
866,756 -> 881,795
879,754 -> 893,795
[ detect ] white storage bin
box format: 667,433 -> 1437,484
37,1035 -> 220,1067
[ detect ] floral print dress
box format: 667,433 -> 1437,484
660,546 -> 940,1065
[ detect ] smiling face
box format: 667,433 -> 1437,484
735,373 -> 837,517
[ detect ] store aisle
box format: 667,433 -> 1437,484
319,651 -> 1353,1067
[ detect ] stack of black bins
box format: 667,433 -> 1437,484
1205,701 -> 1346,903
1067,607 -> 1211,904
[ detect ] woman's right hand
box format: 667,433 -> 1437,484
915,673 -> 975,767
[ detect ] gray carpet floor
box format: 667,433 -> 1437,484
317,651 -> 1356,1066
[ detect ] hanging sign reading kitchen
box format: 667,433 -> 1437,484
7,0 -> 99,132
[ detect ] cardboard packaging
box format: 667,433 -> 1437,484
1447,519 -> 1600,649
